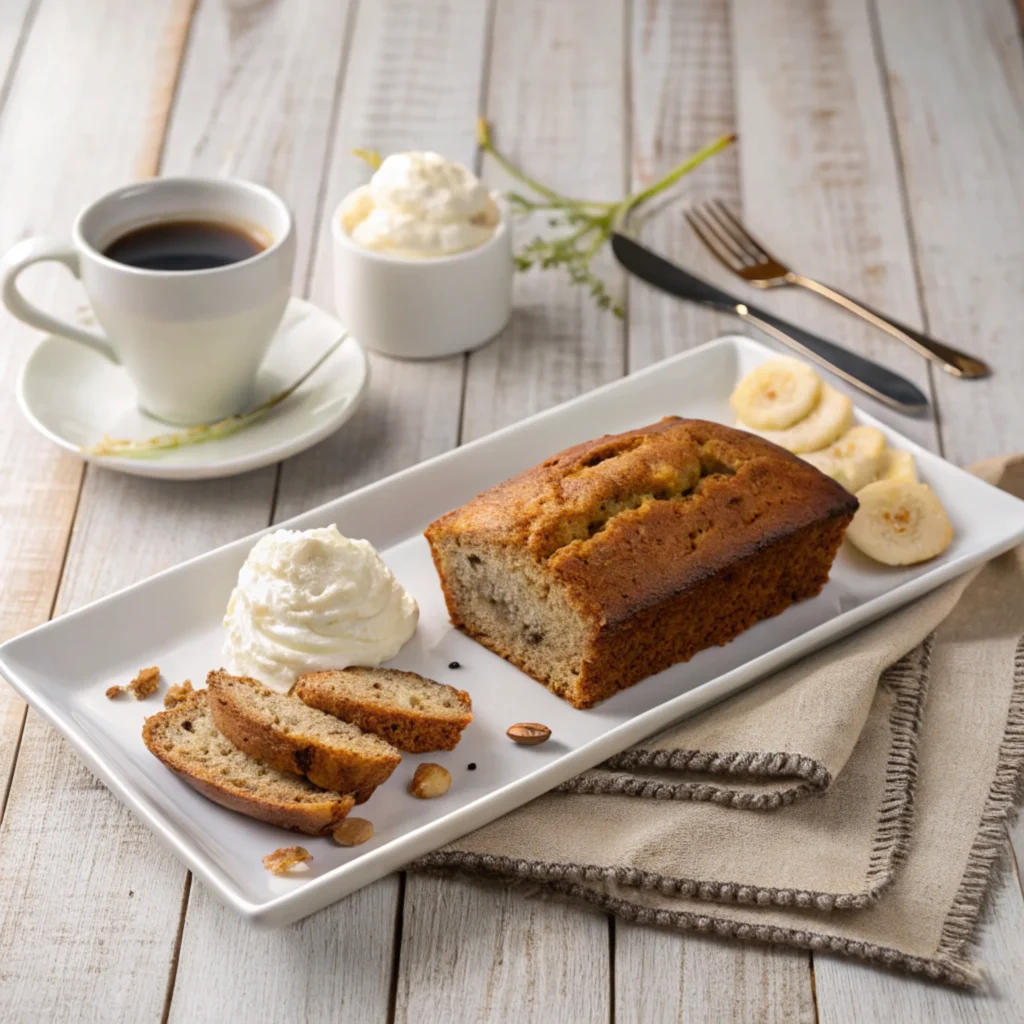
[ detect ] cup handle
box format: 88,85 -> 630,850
1,237 -> 119,363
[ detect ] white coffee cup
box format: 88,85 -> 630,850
0,177 -> 296,425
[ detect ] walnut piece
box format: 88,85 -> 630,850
164,679 -> 194,708
128,666 -> 160,700
262,846 -> 312,875
410,762 -> 452,799
332,818 -> 374,847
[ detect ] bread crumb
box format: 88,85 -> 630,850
332,818 -> 374,847
164,679 -> 194,708
262,846 -> 312,875
106,685 -> 124,700
128,666 -> 160,700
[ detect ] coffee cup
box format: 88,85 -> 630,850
0,177 -> 296,425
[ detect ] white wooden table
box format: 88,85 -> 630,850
2,0 -> 1023,1020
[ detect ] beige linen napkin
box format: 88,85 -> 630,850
418,456 -> 1024,987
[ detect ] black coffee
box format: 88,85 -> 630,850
103,219 -> 266,271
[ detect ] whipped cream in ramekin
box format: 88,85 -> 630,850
223,525 -> 418,692
340,151 -> 499,259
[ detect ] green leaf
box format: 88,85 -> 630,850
351,147 -> 382,170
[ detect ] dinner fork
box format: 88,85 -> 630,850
685,200 -> 989,378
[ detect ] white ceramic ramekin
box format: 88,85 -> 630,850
330,203 -> 513,359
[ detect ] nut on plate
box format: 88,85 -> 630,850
410,762 -> 451,799
333,817 -> 374,847
507,722 -> 551,745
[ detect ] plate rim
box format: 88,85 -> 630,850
15,297 -> 371,481
3,333 -> 1023,926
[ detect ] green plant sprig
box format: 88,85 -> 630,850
477,119 -> 735,317
84,334 -> 348,459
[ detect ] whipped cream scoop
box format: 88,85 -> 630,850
339,151 -> 498,259
223,525 -> 418,692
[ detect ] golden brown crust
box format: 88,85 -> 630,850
294,668 -> 473,753
142,692 -> 355,835
425,417 -> 857,708
428,418 -> 855,622
206,671 -> 401,804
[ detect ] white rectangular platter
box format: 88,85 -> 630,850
3,334 -> 1023,927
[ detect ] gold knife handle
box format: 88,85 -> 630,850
788,274 -> 990,379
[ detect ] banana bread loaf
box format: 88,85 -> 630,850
424,417 -> 857,709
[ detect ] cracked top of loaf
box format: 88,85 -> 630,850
425,417 -> 857,626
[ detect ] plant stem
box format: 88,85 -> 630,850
510,197 -> 615,213
478,118 -> 569,204
85,334 -> 348,459
475,118 -> 735,317
616,132 -> 736,226
582,226 -> 609,263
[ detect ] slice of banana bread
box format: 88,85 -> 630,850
142,690 -> 355,834
206,670 -> 401,803
425,417 -> 857,709
293,667 -> 473,753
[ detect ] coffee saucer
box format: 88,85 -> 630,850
17,298 -> 369,481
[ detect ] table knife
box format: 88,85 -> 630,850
611,232 -> 928,413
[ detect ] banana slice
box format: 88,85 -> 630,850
729,358 -> 822,430
744,384 -> 854,454
802,425 -> 887,493
846,480 -> 953,566
879,448 -> 918,484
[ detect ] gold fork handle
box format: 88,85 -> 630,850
787,273 -> 990,379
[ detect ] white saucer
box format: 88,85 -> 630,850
17,298 -> 369,481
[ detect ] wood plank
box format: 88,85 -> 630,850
0,0 -> 42,817
0,0 -> 36,108
134,0 -> 198,179
396,875 -> 610,1024
396,2 -> 624,1020
621,0 -> 817,1016
0,2 -> 352,1020
273,0 -> 491,520
614,923 -> 815,1024
164,0 -> 348,288
459,0 -> 628,442
0,4 -> 201,1017
730,0 -> 937,449
168,3 -> 492,1021
0,0 -> 188,806
873,0 -> 1024,464
0,710 -> 191,1023
815,863 -> 1024,1023
0,0 -> 194,815
168,878 -> 399,1023
626,0 -> 740,372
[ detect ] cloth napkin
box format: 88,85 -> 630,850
417,456 -> 1024,988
